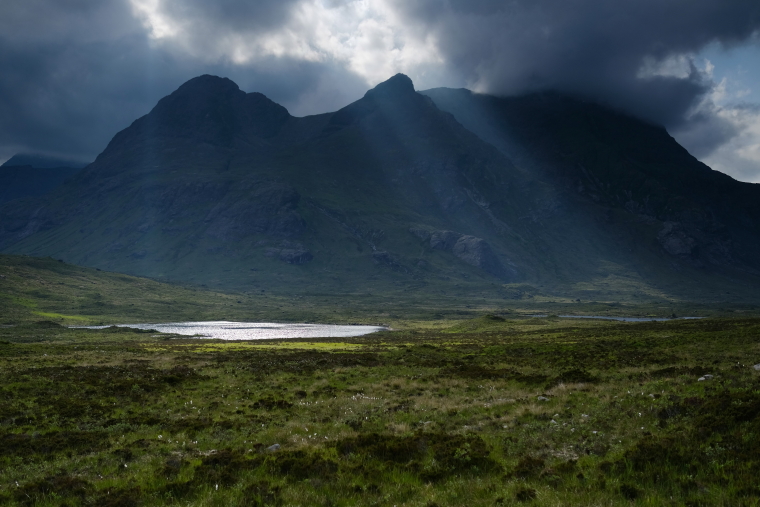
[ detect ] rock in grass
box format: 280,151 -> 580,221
754,364 -> 760,371
266,444 -> 281,452
703,374 -> 714,380
537,396 -> 549,401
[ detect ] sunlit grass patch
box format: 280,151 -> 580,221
33,311 -> 92,321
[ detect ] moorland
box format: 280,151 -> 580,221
3,72 -> 760,506
2,254 -> 760,506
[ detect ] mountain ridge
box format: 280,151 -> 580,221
1,74 -> 759,303
419,87 -> 760,271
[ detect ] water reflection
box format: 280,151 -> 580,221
77,321 -> 386,340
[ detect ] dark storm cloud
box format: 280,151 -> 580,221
2,0 -> 760,172
0,0 -> 366,163
0,30 -> 361,160
393,0 -> 760,129
670,105 -> 741,159
0,30 -> 193,162
0,0 -> 145,161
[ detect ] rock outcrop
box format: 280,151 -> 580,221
412,228 -> 516,280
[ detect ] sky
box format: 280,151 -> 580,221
1,0 -> 760,181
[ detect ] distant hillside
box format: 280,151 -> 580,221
0,254 -> 238,324
1,74 -> 760,303
2,153 -> 89,169
0,254 -> 545,325
0,165 -> 81,204
0,254 -> 380,325
0,153 -> 89,204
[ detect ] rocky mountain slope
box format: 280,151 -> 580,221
1,74 -> 759,302
421,88 -> 760,271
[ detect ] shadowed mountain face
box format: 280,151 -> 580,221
2,154 -> 89,170
420,88 -> 760,270
0,155 -> 86,205
1,74 -> 759,301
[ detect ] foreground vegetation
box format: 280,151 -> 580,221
2,316 -> 760,506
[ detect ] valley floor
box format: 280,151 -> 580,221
2,316 -> 760,506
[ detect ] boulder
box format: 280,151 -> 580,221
429,230 -> 461,251
263,243 -> 313,264
658,222 -> 697,257
452,235 -> 511,279
278,248 -> 313,265
417,228 -> 516,280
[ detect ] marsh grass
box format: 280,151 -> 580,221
1,316 -> 760,505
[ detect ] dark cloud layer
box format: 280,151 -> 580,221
394,0 -> 760,128
1,0 -> 759,179
0,0 -> 366,162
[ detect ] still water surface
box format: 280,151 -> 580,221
79,321 -> 386,340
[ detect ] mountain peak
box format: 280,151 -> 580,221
365,74 -> 415,100
174,74 -> 241,97
3,73 -> 760,302
99,75 -> 290,155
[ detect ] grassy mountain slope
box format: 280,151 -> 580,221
0,254 -> 531,326
1,75 -> 759,303
0,254 -> 267,325
0,75 -> 543,295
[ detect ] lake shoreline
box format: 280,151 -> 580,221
71,320 -> 388,340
